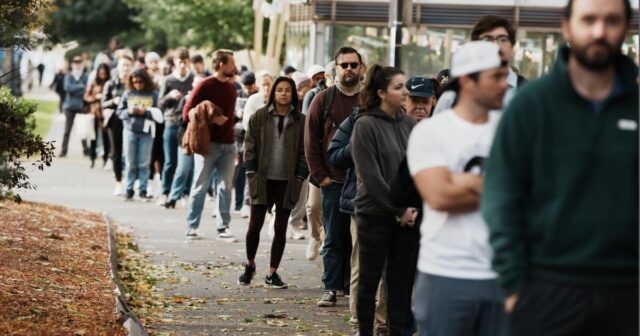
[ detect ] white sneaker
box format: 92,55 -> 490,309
306,238 -> 322,261
103,159 -> 112,171
291,227 -> 306,240
241,205 -> 250,218
113,182 -> 124,196
216,229 -> 237,243
156,194 -> 168,207
178,196 -> 189,208
185,228 -> 199,239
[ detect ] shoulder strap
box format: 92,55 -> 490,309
321,86 -> 337,128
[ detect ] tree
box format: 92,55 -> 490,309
0,0 -> 55,202
124,0 -> 255,51
46,0 -> 142,51
0,0 -> 51,49
0,87 -> 55,203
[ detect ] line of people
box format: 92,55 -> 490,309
54,0 -> 638,335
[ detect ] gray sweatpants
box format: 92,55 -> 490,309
413,272 -> 508,336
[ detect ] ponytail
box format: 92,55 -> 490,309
359,64 -> 404,110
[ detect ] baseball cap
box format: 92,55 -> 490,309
241,71 -> 256,85
282,65 -> 297,76
291,71 -> 311,89
450,41 -> 502,78
325,61 -> 336,78
306,64 -> 325,78
406,77 -> 434,99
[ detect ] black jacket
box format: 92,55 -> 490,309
327,109 -> 358,214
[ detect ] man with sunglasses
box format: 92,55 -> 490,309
305,46 -> 365,307
433,15 -> 525,115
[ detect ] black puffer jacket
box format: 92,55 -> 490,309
327,109 -> 358,214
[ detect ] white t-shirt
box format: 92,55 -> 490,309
407,109 -> 501,280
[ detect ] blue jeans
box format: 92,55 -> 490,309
168,146 -> 194,201
161,125 -> 178,195
320,182 -> 352,291
186,142 -> 236,231
413,273 -> 508,336
124,130 -> 153,193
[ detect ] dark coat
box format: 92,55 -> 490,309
244,105 -> 309,210
327,109 -> 358,214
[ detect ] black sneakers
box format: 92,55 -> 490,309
265,272 -> 288,289
238,263 -> 256,285
125,189 -> 134,201
139,191 -> 153,202
317,290 -> 337,307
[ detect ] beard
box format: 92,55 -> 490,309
223,71 -> 235,78
339,72 -> 359,87
571,39 -> 621,71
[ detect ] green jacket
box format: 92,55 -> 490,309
244,105 -> 308,210
482,46 -> 639,296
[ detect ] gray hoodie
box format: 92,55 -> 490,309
351,106 -> 416,217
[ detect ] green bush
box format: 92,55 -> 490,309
0,86 -> 54,202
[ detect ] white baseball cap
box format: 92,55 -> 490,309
306,64 -> 325,78
450,41 -> 502,78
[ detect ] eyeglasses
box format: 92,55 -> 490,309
132,80 -> 143,85
480,35 -> 511,45
338,62 -> 360,70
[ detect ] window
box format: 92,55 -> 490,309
329,25 -> 390,65
513,31 -> 563,79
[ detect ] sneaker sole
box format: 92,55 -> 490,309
265,283 -> 288,289
317,301 -> 336,307
217,237 -> 238,243
238,280 -> 250,286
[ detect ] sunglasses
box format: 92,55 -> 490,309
480,35 -> 511,44
338,62 -> 359,70
132,80 -> 143,85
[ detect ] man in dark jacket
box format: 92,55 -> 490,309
158,48 -> 194,204
305,47 -> 364,307
59,56 -> 88,157
482,0 -> 638,335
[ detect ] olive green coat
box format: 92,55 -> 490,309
243,105 -> 309,209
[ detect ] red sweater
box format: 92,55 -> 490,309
182,76 -> 237,144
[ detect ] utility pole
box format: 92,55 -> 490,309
253,0 -> 264,69
389,0 -> 413,68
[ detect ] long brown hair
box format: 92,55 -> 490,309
127,68 -> 155,93
359,64 -> 404,110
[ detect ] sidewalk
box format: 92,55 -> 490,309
21,92 -> 353,335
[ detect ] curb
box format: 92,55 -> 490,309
104,213 -> 150,336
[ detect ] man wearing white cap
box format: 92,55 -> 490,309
306,64 -> 325,88
406,41 -> 509,336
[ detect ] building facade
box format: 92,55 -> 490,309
286,0 -> 639,78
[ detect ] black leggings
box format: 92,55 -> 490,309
356,213 -> 419,336
245,180 -> 291,269
107,116 -> 124,182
